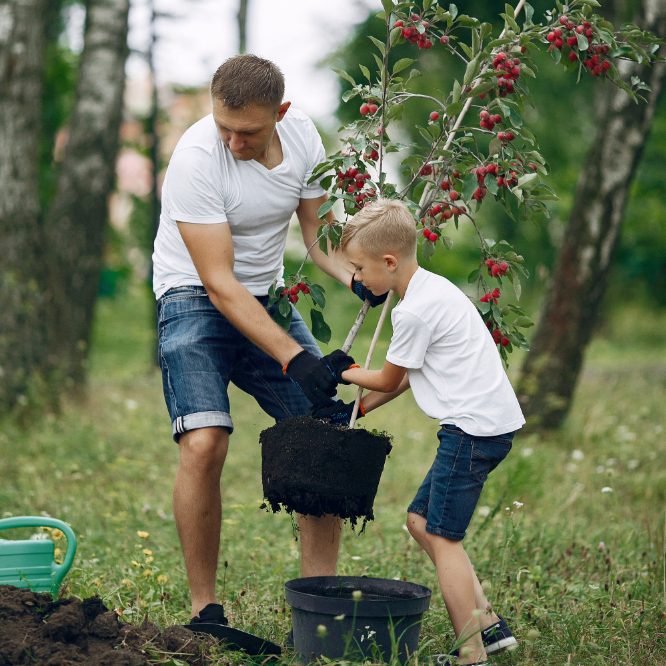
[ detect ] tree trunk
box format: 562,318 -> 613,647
0,0 -> 48,411
43,0 -> 130,385
518,0 -> 666,429
237,0 -> 249,53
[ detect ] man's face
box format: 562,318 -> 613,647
345,240 -> 396,296
212,99 -> 289,161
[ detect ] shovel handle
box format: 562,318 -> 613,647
0,516 -> 77,594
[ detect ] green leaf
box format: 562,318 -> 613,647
576,33 -> 589,51
514,316 -> 534,327
467,268 -> 480,283
359,64 -> 372,82
463,55 -> 480,86
393,58 -> 415,75
317,198 -> 336,219
381,0 -> 394,13
485,174 -> 499,195
310,309 -> 331,344
309,283 -> 326,309
449,4 -> 458,20
368,35 -> 386,57
332,68 -> 357,87
390,27 -> 402,47
462,172 -> 478,200
452,79 -> 462,103
516,172 -> 538,190
278,297 -> 291,318
524,2 -> 534,25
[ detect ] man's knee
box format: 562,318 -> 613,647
179,427 -> 229,473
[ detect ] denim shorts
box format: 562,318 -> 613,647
407,424 -> 514,541
157,286 -> 321,442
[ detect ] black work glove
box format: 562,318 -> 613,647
322,349 -> 358,384
284,350 -> 336,407
312,399 -> 365,426
351,277 -> 388,307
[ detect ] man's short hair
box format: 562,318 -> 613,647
340,199 -> 417,258
211,54 -> 285,109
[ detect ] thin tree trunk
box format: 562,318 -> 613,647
0,0 -> 48,411
518,0 -> 666,429
43,0 -> 130,385
237,0 -> 249,53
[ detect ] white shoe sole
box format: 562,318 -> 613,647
485,636 -> 518,653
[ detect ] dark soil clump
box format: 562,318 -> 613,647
261,416 -> 392,528
0,585 -> 217,665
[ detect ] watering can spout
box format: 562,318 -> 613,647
0,516 -> 77,597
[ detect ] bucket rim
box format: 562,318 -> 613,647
285,575 -> 431,617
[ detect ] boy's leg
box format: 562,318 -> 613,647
407,513 -> 499,629
431,534 -> 485,664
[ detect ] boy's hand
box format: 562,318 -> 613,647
284,350 -> 337,407
350,277 -> 388,307
312,399 -> 365,425
322,349 -> 358,384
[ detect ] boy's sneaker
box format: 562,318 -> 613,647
481,616 -> 518,654
189,602 -> 228,626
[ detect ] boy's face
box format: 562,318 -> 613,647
345,240 -> 397,296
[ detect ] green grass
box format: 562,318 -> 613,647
1,279 -> 664,665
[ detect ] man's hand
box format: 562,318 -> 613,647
284,350 -> 337,407
351,277 -> 388,307
322,349 -> 358,384
312,399 -> 364,426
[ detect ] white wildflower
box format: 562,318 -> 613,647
477,505 -> 491,518
601,486 -> 613,493
571,449 -> 584,461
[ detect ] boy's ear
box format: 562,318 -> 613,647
383,254 -> 399,271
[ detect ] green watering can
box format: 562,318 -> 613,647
0,516 -> 77,596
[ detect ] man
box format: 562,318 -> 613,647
152,54 -> 381,625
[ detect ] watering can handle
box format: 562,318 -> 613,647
0,516 -> 77,592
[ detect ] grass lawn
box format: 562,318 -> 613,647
1,278 -> 664,665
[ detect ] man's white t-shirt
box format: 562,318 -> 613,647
152,107 -> 325,299
386,267 -> 525,437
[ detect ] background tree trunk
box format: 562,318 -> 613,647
237,0 -> 249,53
518,0 -> 666,429
43,0 -> 130,385
0,0 -> 48,411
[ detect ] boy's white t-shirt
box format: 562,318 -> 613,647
152,107 -> 325,299
386,267 -> 525,437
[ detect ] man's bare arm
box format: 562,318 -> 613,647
177,221 -> 301,366
297,195 -> 353,286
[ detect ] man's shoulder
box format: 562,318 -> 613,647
173,115 -> 219,156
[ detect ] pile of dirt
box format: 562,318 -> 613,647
261,416 -> 392,529
0,585 -> 218,665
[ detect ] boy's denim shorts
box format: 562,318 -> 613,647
407,424 -> 514,541
157,286 -> 321,442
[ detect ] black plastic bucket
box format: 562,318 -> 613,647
285,576 -> 431,664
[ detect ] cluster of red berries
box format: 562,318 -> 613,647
485,257 -> 509,277
486,321 -> 511,347
492,52 -> 521,96
422,227 -> 439,242
281,282 -> 310,304
547,16 -> 611,76
480,287 -> 501,304
359,101 -> 379,116
336,167 -> 376,208
479,109 -> 502,131
395,15 -> 434,49
365,143 -> 380,161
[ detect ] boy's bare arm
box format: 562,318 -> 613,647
341,360 -> 407,393
361,375 -> 410,413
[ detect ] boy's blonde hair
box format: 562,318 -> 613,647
340,198 -> 416,258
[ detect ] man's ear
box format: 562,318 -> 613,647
276,101 -> 291,121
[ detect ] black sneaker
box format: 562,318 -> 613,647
189,602 -> 228,625
481,616 -> 518,654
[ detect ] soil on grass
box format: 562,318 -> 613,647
261,416 -> 392,528
0,585 -> 219,665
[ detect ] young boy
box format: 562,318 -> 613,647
319,199 -> 525,665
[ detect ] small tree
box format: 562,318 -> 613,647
269,0 -> 659,368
